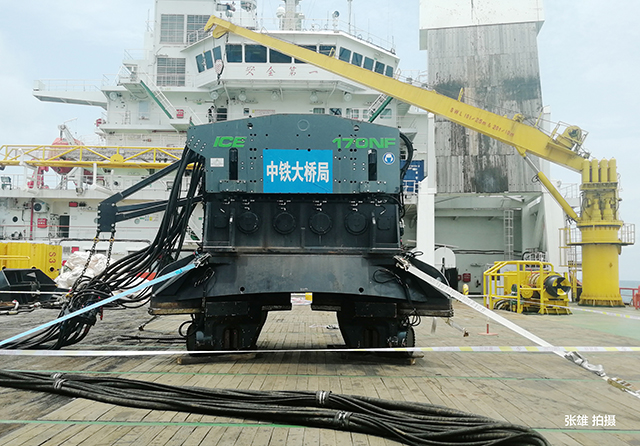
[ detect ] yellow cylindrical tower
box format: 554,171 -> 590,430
575,158 -> 627,306
578,224 -> 623,306
591,159 -> 600,182
582,159 -> 590,184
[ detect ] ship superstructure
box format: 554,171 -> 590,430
0,0 -> 573,295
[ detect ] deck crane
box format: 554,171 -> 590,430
205,15 -> 633,307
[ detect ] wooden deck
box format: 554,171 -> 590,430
0,298 -> 639,445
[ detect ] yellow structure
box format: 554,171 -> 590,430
484,261 -> 571,315
573,159 -> 627,306
0,144 -> 183,170
0,242 -> 62,279
203,16 -> 634,307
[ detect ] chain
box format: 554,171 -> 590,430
71,230 -> 100,291
105,230 -> 116,269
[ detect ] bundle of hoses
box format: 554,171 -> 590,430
0,369 -> 550,446
1,147 -> 205,350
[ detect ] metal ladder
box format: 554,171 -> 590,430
367,93 -> 392,122
503,209 -> 514,261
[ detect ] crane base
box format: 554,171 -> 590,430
579,298 -> 624,307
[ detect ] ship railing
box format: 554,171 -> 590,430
186,28 -> 212,45
394,70 -> 430,87
101,74 -> 118,87
523,251 -> 547,262
0,144 -> 183,168
116,65 -> 193,91
0,169 -> 190,194
558,182 -> 580,200
33,79 -> 103,93
181,16 -> 396,53
122,49 -> 148,62
257,17 -> 396,55
620,223 -> 636,245
559,226 -> 582,269
96,127 -> 186,148
403,179 -> 419,195
1,223 -> 165,245
562,222 -> 635,246
619,287 -> 640,306
103,109 -> 204,127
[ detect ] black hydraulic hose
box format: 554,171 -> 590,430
399,131 -> 414,181
1,146 -> 207,349
0,370 -> 550,446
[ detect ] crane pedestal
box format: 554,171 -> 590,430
575,159 -> 629,307
577,223 -> 624,307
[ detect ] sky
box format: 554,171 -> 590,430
0,0 -> 639,279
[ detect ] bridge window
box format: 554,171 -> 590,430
338,48 -> 352,62
226,44 -> 243,63
385,66 -> 394,77
213,46 -> 222,61
204,50 -> 214,69
313,108 -> 325,114
245,44 -> 267,63
363,57 -> 374,71
270,49 -> 292,63
374,61 -> 385,74
160,14 -> 184,43
319,45 -> 336,57
195,54 -> 206,73
351,52 -> 363,67
295,44 -> 317,63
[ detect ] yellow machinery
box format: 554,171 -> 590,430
484,261 -> 572,314
0,144 -> 183,170
0,242 -> 62,279
203,16 -> 634,306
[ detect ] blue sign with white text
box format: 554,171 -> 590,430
263,149 -> 333,193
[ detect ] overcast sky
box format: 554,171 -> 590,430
1,0 -> 639,279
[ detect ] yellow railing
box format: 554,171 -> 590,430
0,144 -> 184,169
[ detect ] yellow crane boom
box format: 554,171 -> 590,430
206,17 -> 585,171
205,15 -> 633,306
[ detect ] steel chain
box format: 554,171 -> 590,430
105,230 -> 116,269
71,230 -> 100,291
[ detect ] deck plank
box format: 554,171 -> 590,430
1,301 -> 640,445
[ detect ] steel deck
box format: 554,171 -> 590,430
0,299 -> 639,445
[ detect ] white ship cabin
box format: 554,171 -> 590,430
95,0 -> 403,147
